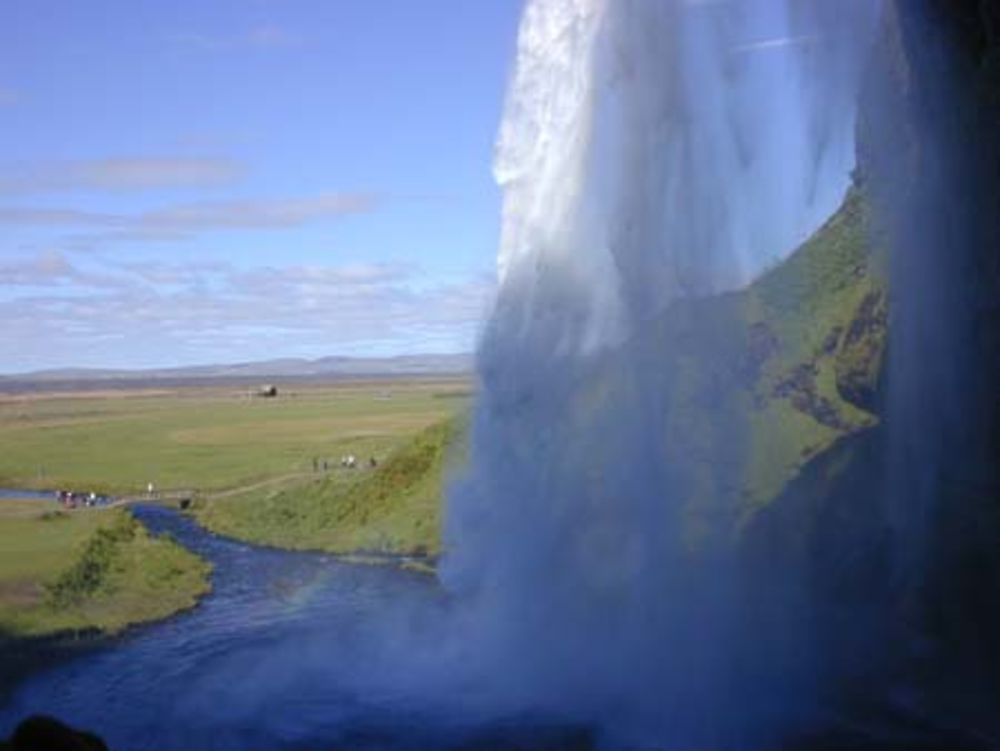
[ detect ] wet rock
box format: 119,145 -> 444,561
773,363 -> 851,431
835,289 -> 887,413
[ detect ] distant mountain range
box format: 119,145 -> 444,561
2,354 -> 473,383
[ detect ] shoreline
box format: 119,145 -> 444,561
179,506 -> 440,577
0,504 -> 437,705
0,504 -> 212,643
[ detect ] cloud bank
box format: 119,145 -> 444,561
0,252 -> 493,372
0,158 -> 244,195
0,192 -> 377,233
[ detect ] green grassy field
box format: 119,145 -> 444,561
0,500 -> 210,637
0,378 -> 471,496
0,377 -> 471,635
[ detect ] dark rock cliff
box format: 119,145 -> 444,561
862,0 -> 1000,688
746,0 -> 1000,732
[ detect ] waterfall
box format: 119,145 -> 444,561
492,0 -> 878,335
442,0 -> 880,746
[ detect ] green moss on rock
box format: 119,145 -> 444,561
834,288 -> 888,413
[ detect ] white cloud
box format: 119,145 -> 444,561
0,207 -> 123,227
0,250 -> 123,289
0,254 -> 494,372
142,193 -> 376,230
0,251 -> 77,285
170,25 -> 302,52
0,157 -> 243,196
0,192 -> 377,232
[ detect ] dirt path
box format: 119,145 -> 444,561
59,468 -> 349,508
204,472 -> 316,501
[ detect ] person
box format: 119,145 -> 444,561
147,482 -> 154,497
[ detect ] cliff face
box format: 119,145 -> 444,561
745,0 -> 1000,717
861,0 -> 1000,686
574,188 -> 885,555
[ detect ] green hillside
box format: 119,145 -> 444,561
193,417 -> 462,557
572,187 -> 886,547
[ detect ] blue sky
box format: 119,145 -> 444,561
0,1 -> 523,373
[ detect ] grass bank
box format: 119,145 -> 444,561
0,501 -> 210,637
193,417 -> 462,557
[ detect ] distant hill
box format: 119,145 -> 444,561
1,353 -> 473,384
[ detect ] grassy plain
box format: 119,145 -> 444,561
0,500 -> 210,637
0,378 -> 472,496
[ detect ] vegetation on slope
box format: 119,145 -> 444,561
193,417 -> 463,556
578,187 -> 887,545
737,187 -> 887,508
0,502 -> 211,637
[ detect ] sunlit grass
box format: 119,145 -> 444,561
194,417 -> 463,557
0,502 -> 210,637
0,379 -> 471,495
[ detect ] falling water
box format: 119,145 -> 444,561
443,0 -> 880,747
491,0 -> 878,333
861,0 -> 1000,719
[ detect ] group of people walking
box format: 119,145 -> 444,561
57,489 -> 110,509
310,455 -> 378,473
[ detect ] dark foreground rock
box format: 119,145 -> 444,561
1,716 -> 107,751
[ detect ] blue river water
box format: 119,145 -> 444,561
0,504 -> 985,750
0,507 -> 586,751
0,488 -> 55,500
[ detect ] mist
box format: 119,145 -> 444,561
439,0 -> 882,747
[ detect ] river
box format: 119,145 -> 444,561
0,507 -> 586,751
0,489 -> 55,500
1,504 -> 972,751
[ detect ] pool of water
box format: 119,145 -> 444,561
0,507 -> 588,750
